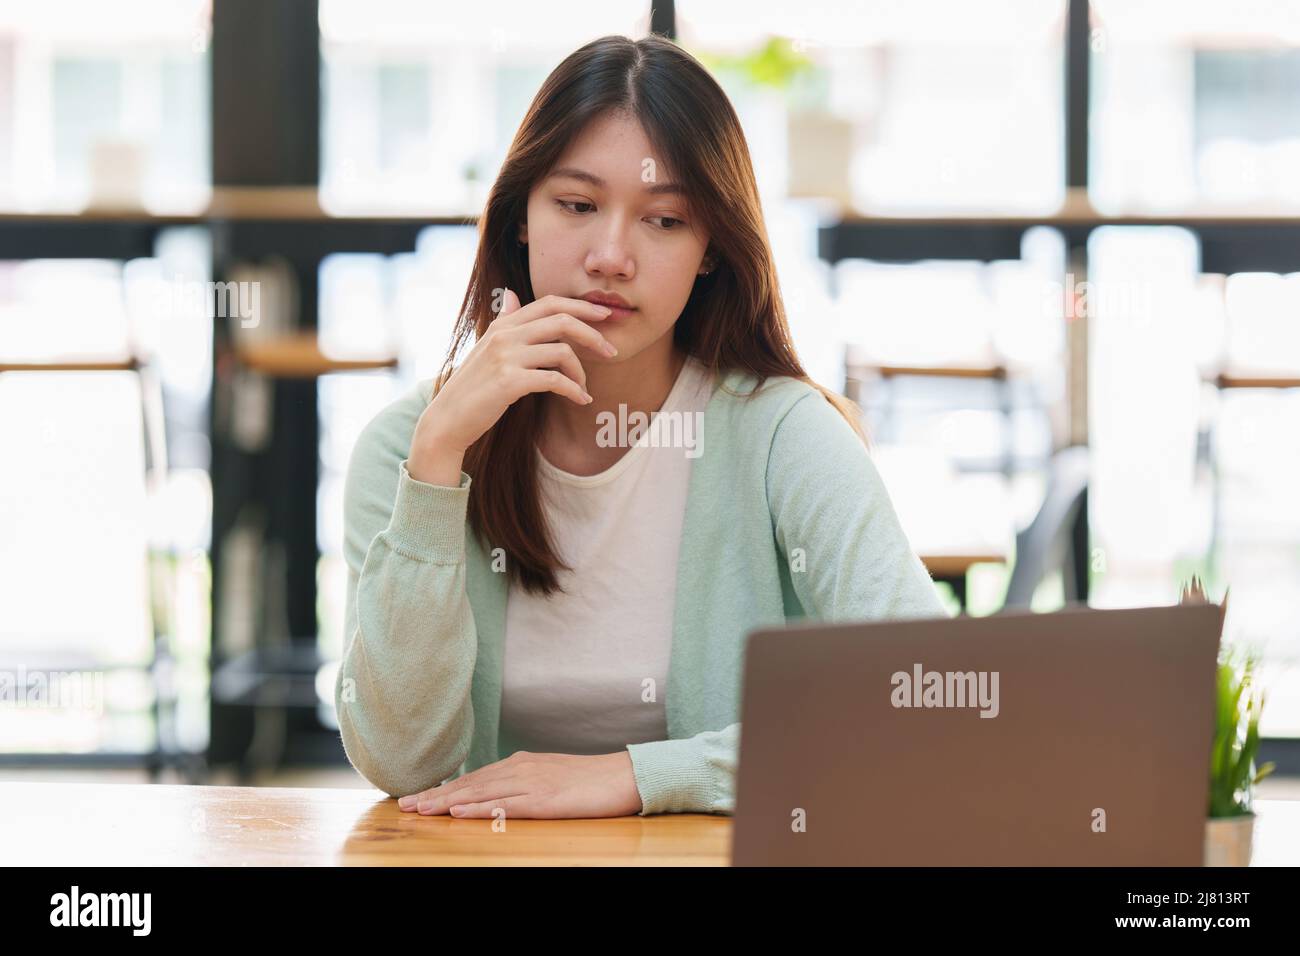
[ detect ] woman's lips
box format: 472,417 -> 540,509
580,291 -> 635,315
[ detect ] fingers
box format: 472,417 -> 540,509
523,342 -> 587,392
446,796 -> 533,818
497,287 -> 521,318
415,778 -> 527,815
397,775 -> 477,811
494,292 -> 612,330
520,368 -> 592,406
397,756 -> 515,811
518,313 -> 617,358
397,785 -> 440,810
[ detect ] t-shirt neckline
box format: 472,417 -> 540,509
536,354 -> 707,488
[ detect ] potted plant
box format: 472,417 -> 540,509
1182,577 -> 1277,865
1204,647 -> 1276,865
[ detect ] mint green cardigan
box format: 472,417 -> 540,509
334,367 -> 949,815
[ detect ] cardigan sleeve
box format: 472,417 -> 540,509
625,390 -> 949,816
333,406 -> 480,799
626,723 -> 740,815
766,390 -> 950,622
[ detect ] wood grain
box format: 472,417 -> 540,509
0,782 -> 730,866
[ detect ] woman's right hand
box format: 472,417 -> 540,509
406,290 -> 618,484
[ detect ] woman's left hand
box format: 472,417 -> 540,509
396,750 -> 643,819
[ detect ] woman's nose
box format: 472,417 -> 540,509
586,235 -> 634,278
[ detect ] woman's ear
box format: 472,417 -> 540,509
517,221 -> 528,246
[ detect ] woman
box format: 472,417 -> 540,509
335,34 -> 947,819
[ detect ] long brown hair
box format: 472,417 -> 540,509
435,33 -> 866,596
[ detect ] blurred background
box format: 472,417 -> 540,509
0,0 -> 1296,794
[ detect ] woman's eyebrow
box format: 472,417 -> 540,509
548,166 -> 684,196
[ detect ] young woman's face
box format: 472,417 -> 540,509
519,111 -> 711,365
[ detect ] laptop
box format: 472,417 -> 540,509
731,603 -> 1223,866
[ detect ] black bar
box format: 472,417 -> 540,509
1259,738 -> 1300,776
1066,0 -> 1090,189
819,222 -> 1028,263
0,222 -> 160,260
218,220 -> 431,259
1071,486 -> 1090,603
650,0 -> 675,40
1199,226 -> 1300,275
212,0 -> 320,186
207,0 -> 326,773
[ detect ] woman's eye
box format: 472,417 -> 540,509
556,199 -> 594,214
555,198 -> 683,231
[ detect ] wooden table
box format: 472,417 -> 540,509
232,332 -> 398,378
2,782 -> 1295,866
0,783 -> 729,866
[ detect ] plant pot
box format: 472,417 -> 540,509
1204,813 -> 1254,866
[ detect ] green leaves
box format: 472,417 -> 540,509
1208,649 -> 1275,818
694,38 -> 815,92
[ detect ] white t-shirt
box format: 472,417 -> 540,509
498,354 -> 717,755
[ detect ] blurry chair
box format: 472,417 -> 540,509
0,355 -> 198,781
1004,445 -> 1091,609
